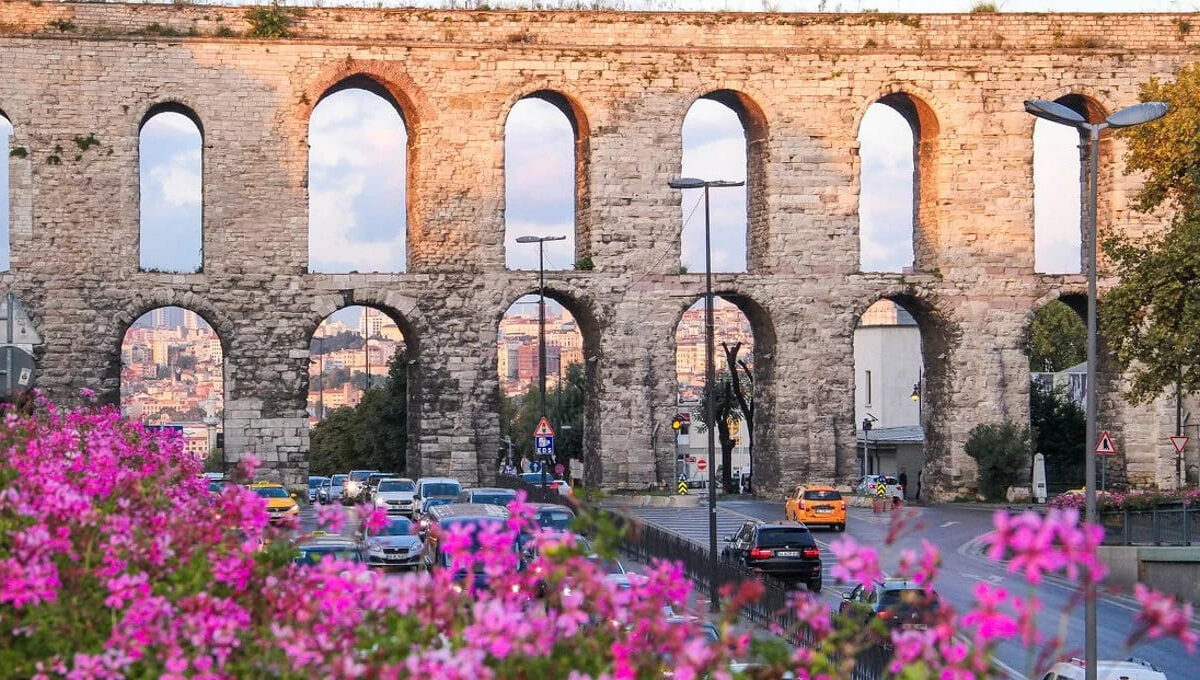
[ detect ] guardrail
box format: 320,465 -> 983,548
497,475 -> 893,679
1100,502 -> 1200,546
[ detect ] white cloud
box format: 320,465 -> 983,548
858,103 -> 915,272
505,219 -> 574,270
1034,118 -> 1084,274
149,150 -> 201,208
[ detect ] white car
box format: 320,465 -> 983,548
373,478 -> 417,517
855,474 -> 903,500
1040,658 -> 1167,680
361,517 -> 424,569
415,477 -> 461,504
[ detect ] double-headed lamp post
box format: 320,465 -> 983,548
516,234 -> 567,489
1024,98 -> 1167,680
668,176 -> 745,613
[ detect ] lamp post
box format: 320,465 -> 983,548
1024,97 -> 1167,680
668,176 -> 745,614
516,234 -> 567,489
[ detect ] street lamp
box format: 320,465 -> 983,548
516,234 -> 567,489
1024,97 -> 1167,680
668,176 -> 745,614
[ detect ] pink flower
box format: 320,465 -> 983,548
1132,583 -> 1199,652
828,536 -> 883,585
960,583 -> 1018,643
315,503 -> 347,534
356,504 -> 390,533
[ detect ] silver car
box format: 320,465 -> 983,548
361,517 -> 423,569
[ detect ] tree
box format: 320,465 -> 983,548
499,364 -> 586,477
722,342 -> 754,480
1027,301 -> 1085,373
1101,64 -> 1200,404
1030,380 -> 1085,491
308,349 -> 408,476
692,374 -> 744,492
964,421 -> 1033,501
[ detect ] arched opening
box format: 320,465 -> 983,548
0,111 -> 11,272
120,306 -> 224,470
497,292 -> 598,487
308,76 -> 408,274
852,298 -> 928,499
139,105 -> 202,273
858,93 -> 939,273
1027,296 -> 1087,493
1033,95 -> 1106,275
307,305 -> 412,476
672,294 -> 775,493
504,91 -> 587,270
680,90 -> 766,274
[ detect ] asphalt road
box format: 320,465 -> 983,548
626,499 -> 1199,680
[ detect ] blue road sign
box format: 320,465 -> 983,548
535,434 -> 554,457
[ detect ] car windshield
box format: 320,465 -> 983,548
878,588 -> 937,611
208,481 -> 225,494
331,474 -> 347,484
375,518 -> 412,536
424,499 -> 453,511
804,490 -> 842,501
308,478 -> 327,488
349,471 -> 375,482
423,483 -> 460,497
471,493 -> 516,506
379,481 -> 414,492
593,557 -> 625,575
536,509 -> 575,530
295,546 -> 361,566
438,519 -> 514,568
254,486 -> 289,499
756,529 -> 812,548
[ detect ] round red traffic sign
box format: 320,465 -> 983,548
697,459 -> 707,471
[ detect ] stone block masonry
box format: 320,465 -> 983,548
0,1 -> 1193,495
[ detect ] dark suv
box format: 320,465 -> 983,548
838,580 -> 941,631
721,521 -> 822,592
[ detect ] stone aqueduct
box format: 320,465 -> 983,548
0,1 -> 1195,495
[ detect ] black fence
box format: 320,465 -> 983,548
498,476 -> 893,678
1100,502 -> 1200,546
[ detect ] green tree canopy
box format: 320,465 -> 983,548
1027,301 -> 1085,373
1100,64 -> 1200,404
500,363 -> 586,473
965,421 -> 1033,501
1030,380 -> 1086,491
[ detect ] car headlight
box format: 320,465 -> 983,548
375,497 -> 388,506
367,542 -> 383,553
288,505 -> 299,514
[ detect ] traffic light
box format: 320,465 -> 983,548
670,413 -> 691,431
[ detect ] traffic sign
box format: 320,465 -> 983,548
529,461 -> 541,473
535,434 -> 554,457
678,481 -> 689,495
1171,436 -> 1190,456
1095,430 -> 1117,457
697,458 -> 707,471
533,417 -> 555,438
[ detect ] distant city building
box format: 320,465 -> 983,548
497,300 -> 584,396
674,298 -> 754,404
307,306 -> 406,427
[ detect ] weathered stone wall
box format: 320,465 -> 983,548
0,1 -> 1193,494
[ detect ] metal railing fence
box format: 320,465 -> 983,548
1099,502 -> 1200,546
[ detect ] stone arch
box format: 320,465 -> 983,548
304,299 -> 422,475
307,74 -> 411,273
138,102 -> 204,273
855,86 -> 942,274
501,88 -> 592,268
1,106 -> 11,272
495,286 -> 603,487
669,290 -> 777,491
848,289 -> 958,497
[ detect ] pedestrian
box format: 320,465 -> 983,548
916,469 -> 923,501
898,468 -> 908,500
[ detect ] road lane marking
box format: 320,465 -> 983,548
940,521 -> 959,528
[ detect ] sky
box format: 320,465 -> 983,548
139,111 -> 203,272
0,115 -> 9,272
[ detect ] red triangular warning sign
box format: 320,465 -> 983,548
533,417 -> 555,438
1095,430 -> 1117,456
1171,436 -> 1190,455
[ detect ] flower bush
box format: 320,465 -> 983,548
0,399 -> 1196,679
1049,486 -> 1200,511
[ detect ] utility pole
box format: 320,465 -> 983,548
516,234 -> 566,488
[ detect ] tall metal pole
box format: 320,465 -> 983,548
703,184 -> 719,614
1083,124 -> 1100,680
539,239 -> 548,489
1177,374 -> 1184,489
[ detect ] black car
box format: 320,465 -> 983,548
838,579 -> 940,631
721,521 -> 822,592
529,503 -> 576,531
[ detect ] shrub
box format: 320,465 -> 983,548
965,421 -> 1033,500
969,1 -> 999,12
245,2 -> 304,39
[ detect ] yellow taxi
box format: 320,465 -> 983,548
248,482 -> 300,523
785,484 -> 847,532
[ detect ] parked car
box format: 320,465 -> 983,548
373,478 -> 418,516
318,474 -> 347,504
721,520 -> 822,592
293,532 -> 363,567
344,469 -> 380,504
838,579 -> 941,631
459,487 -> 518,508
415,477 -> 462,504
1039,658 -> 1167,680
361,516 -> 423,569
248,482 -> 300,523
785,485 -> 846,532
854,474 -> 903,500
307,476 -> 329,503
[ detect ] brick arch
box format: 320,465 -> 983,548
854,85 -> 943,275
500,87 -> 594,268
302,61 -> 433,127
495,286 -> 604,486
104,296 -> 233,409
135,98 -> 206,138
668,289 -> 778,490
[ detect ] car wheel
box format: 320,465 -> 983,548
808,579 -> 822,594
836,523 -> 845,532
